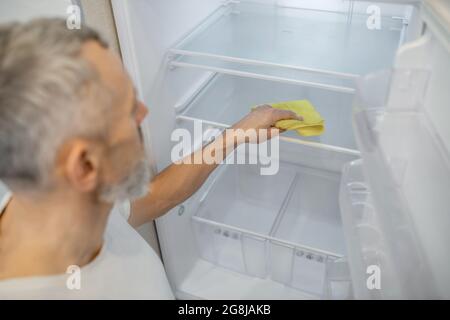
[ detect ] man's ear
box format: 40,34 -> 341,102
59,139 -> 102,193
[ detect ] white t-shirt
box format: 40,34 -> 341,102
0,193 -> 174,299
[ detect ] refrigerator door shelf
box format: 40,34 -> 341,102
176,73 -> 359,156
339,159 -> 400,299
170,1 -> 410,83
192,158 -> 349,299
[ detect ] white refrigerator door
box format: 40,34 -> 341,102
343,0 -> 450,299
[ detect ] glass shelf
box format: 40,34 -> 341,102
177,73 -> 358,152
171,1 -> 408,79
171,54 -> 357,94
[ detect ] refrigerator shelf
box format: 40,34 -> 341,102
192,160 -> 351,299
170,1 -> 409,85
170,56 -> 357,94
176,73 -> 359,156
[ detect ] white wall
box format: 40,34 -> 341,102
0,0 -> 72,23
80,0 -> 121,54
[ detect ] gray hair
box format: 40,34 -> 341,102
0,18 -> 112,191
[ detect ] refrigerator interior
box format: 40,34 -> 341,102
112,0 -> 424,299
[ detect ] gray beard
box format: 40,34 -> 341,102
99,157 -> 151,203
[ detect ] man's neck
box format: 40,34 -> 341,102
0,190 -> 113,280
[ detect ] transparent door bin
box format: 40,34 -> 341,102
339,159 -> 386,299
340,159 -> 413,299
192,161 -> 350,298
354,68 -> 431,113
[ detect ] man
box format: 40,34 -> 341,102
0,19 -> 299,299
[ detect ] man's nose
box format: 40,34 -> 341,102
136,101 -> 149,125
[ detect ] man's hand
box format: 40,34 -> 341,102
231,104 -> 302,144
129,105 -> 302,227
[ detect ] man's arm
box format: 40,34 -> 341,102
128,106 -> 300,227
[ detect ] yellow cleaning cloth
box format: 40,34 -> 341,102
269,100 -> 325,137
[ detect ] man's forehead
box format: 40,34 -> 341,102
80,40 -> 132,98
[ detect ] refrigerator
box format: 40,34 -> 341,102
110,0 -> 450,299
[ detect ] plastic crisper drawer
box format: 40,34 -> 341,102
269,166 -> 348,297
192,163 -> 297,278
192,159 -> 350,298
